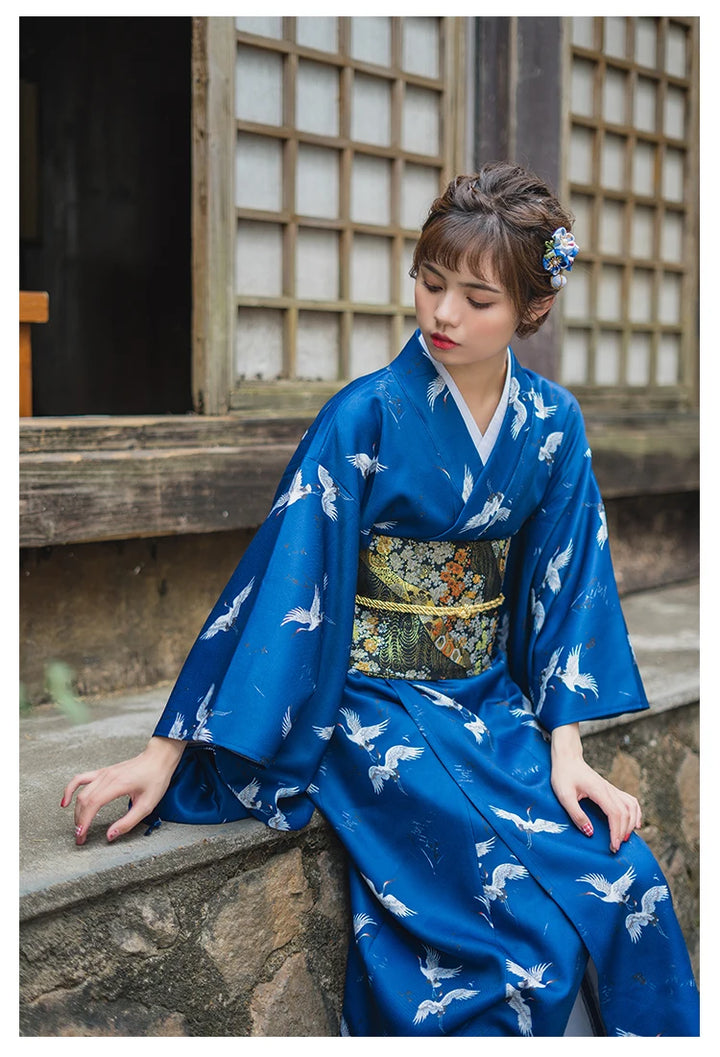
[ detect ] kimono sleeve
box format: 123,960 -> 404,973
504,396 -> 649,732
150,419 -> 365,830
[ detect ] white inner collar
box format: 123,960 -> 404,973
419,334 -> 512,464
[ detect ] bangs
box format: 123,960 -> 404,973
411,212 -> 520,305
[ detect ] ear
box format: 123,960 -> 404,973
526,294 -> 556,322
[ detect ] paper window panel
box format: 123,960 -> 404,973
601,133 -> 626,191
235,18 -> 283,40
569,194 -> 593,245
571,58 -> 596,119
631,205 -> 655,259
351,74 -> 392,148
295,230 -> 340,301
664,86 -> 686,140
401,165 -> 439,230
599,200 -> 625,255
235,46 -> 284,126
629,270 -> 654,323
296,60 -> 339,137
295,17 -> 338,53
349,17 -> 392,67
350,315 -> 393,379
562,329 -> 591,385
296,145 -> 339,219
633,77 -> 657,133
595,330 -> 621,385
598,266 -> 623,320
296,313 -> 340,381
665,23 -> 688,78
602,67 -> 627,125
402,17 -> 441,79
571,18 -> 595,49
603,17 -> 627,59
402,240 -> 417,307
564,264 -> 591,319
657,334 -> 680,385
235,221 -> 283,297
659,273 -> 682,326
569,126 -> 595,185
235,134 -> 283,212
627,333 -> 652,386
662,148 -> 685,203
402,86 -> 441,156
635,18 -> 658,69
235,308 -> 284,380
351,155 -> 392,226
351,235 -> 392,305
632,141 -> 656,196
661,211 -> 685,265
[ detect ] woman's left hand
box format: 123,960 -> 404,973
550,723 -> 642,853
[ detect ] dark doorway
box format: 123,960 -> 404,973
20,17 -> 193,416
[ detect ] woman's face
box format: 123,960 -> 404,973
413,257 -> 522,375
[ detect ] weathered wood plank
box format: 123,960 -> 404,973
20,444 -> 299,547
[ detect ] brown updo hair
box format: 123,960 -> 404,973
410,162 -> 575,338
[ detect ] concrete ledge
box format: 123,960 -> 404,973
20,580 -> 699,915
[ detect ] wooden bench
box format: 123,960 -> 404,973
20,291 -> 49,417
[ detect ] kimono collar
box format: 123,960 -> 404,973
417,331 -> 513,464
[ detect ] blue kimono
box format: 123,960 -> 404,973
152,331 -> 699,1037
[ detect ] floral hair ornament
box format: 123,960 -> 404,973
542,227 -> 579,290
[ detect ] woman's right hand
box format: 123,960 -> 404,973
61,736 -> 186,846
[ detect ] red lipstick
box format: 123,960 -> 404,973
431,332 -> 458,351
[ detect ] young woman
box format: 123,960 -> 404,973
63,163 -> 699,1037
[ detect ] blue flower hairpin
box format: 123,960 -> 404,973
542,227 -> 579,290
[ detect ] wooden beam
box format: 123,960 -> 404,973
19,291 -> 49,418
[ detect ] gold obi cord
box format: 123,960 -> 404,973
349,535 -> 510,680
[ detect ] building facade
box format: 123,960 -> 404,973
19,15 -> 699,702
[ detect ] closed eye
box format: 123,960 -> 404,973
468,299 -> 493,310
422,279 -> 443,294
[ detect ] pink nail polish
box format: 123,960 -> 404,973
582,823 -> 593,836
107,829 -> 118,842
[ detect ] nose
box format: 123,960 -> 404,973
433,289 -> 461,328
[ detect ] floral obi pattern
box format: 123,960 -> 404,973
349,534 -> 510,681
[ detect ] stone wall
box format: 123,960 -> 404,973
19,702 -> 699,1037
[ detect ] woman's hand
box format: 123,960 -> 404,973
550,723 -> 642,853
60,736 -> 186,846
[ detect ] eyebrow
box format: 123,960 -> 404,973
422,262 -> 502,295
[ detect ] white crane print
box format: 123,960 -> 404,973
415,686 -> 463,712
534,647 -> 562,717
510,697 -> 544,733
538,431 -> 564,464
268,785 -> 301,830
542,540 -> 573,594
192,683 -> 219,743
464,715 -> 491,745
427,373 -> 448,411
418,946 -> 462,989
361,874 -> 417,918
270,468 -> 312,515
530,588 -> 545,632
475,836 -> 496,861
281,584 -> 324,633
368,744 -> 425,794
168,712 -> 186,739
530,389 -> 557,420
353,912 -> 377,940
476,862 -> 530,915
461,493 -> 511,533
312,723 -> 336,741
337,709 -> 390,752
509,376 -> 527,439
317,465 -> 339,521
625,885 -> 669,943
229,777 -> 262,811
490,804 -> 568,848
346,452 -> 387,477
200,578 -> 255,639
555,644 -> 599,699
462,465 -> 474,502
597,505 -> 608,549
505,983 -> 533,1036
506,960 -> 555,990
413,989 -> 480,1027
577,865 -> 636,904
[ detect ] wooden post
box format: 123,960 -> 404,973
19,291 -> 49,418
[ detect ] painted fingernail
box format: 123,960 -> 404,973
624,833 -> 631,842
582,823 -> 593,836
74,825 -> 83,838
107,829 -> 118,842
